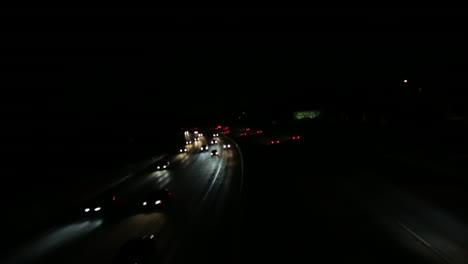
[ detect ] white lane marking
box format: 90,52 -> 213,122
201,159 -> 223,202
229,136 -> 245,196
397,220 -> 453,264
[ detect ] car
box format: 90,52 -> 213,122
82,194 -> 122,216
291,135 -> 301,140
82,199 -> 106,215
211,149 -> 219,157
179,147 -> 188,153
114,235 -> 159,264
185,140 -> 192,144
139,190 -> 173,212
210,139 -> 218,144
223,143 -> 232,149
200,144 -> 209,151
194,137 -> 200,141
155,159 -> 170,170
198,133 -> 204,137
213,133 -> 219,137
270,138 -> 281,145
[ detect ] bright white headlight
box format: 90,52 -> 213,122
94,207 -> 101,212
143,201 -> 147,206
155,200 -> 162,205
84,208 -> 90,213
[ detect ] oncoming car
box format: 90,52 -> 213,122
155,159 -> 170,170
200,144 -> 209,151
223,143 -> 232,149
211,149 -> 219,157
179,147 -> 188,153
139,190 -> 173,212
185,140 -> 192,145
210,139 -> 218,144
194,137 -> 200,141
213,133 -> 219,137
82,194 -> 122,216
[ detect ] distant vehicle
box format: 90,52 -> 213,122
200,145 -> 209,151
211,149 -> 219,157
198,133 -> 204,136
179,147 -> 188,153
270,138 -> 281,145
213,133 -> 219,137
291,136 -> 301,140
114,234 -> 159,264
210,139 -> 218,144
194,137 -> 200,141
82,194 -> 124,216
82,198 -> 107,215
223,143 -> 232,149
155,159 -> 170,170
140,190 -> 173,212
185,140 -> 192,144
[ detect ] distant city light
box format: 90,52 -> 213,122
294,111 -> 321,120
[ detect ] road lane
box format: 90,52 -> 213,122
235,131 -> 455,264
4,131 -> 243,264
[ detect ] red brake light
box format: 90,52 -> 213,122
112,195 -> 116,200
297,136 -> 300,139
270,141 -> 274,144
277,140 -> 280,143
246,128 -> 251,131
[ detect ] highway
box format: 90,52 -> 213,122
4,125 -> 468,264
3,131 -> 243,264
236,126 -> 468,264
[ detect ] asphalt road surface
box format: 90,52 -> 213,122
236,126 -> 468,264
5,125 -> 468,264
4,132 -> 243,264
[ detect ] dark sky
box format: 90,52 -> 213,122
2,8 -> 467,121
2,8 -> 468,174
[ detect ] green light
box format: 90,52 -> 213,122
294,111 -> 320,120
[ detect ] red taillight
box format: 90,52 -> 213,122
270,141 -> 274,144
277,140 -> 280,143
246,128 -> 251,131
297,136 -> 301,139
292,136 -> 296,140
112,195 -> 116,200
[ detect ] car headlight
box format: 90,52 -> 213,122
157,166 -> 160,169
163,165 -> 167,168
94,207 -> 101,212
84,208 -> 90,213
143,201 -> 147,206
155,200 -> 162,205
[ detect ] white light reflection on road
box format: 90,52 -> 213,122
5,219 -> 102,264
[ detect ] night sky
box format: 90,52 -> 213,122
2,8 -> 467,167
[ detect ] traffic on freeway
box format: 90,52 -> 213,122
3,128 -> 243,264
